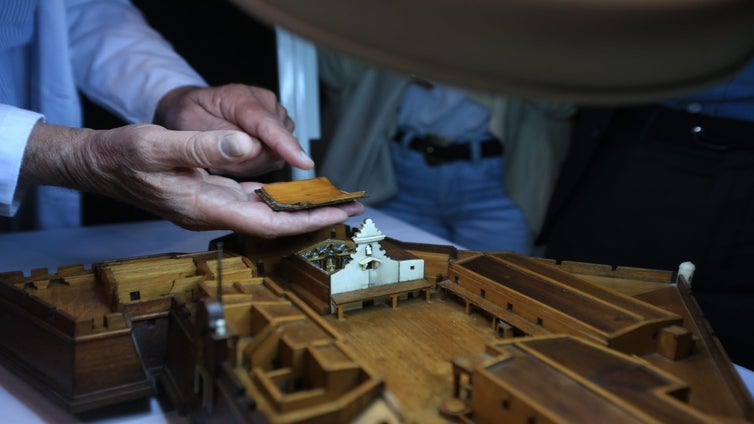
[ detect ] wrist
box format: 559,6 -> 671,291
21,122 -> 94,190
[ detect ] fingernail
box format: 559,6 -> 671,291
299,149 -> 314,166
220,134 -> 245,157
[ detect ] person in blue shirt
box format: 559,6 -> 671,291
318,51 -> 574,253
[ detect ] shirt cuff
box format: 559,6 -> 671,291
0,105 -> 44,216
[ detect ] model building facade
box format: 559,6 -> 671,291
279,218 -> 428,317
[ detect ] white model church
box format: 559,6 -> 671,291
296,218 -> 425,295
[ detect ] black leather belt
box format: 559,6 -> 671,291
393,130 -> 504,165
614,105 -> 754,151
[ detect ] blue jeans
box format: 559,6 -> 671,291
376,142 -> 532,253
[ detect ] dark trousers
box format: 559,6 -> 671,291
540,106 -> 754,369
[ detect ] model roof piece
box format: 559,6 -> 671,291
442,252 -> 692,359
255,176 -> 366,211
451,335 -> 715,423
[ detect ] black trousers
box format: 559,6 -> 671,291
540,106 -> 754,369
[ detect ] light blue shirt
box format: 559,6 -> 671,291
396,83 -> 494,144
0,0 -> 207,225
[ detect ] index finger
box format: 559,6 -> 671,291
227,86 -> 313,170
250,114 -> 314,170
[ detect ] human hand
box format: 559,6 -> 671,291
154,84 -> 311,177
21,122 -> 363,237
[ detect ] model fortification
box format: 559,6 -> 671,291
0,218 -> 751,423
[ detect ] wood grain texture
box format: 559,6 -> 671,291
324,291 -> 498,423
255,177 -> 366,211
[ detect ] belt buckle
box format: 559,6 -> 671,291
417,141 -> 445,166
419,134 -> 454,166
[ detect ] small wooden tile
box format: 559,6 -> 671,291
255,177 -> 366,211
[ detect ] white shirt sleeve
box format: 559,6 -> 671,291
64,0 -> 208,124
0,105 -> 43,217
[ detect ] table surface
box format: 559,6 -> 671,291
0,208 -> 751,423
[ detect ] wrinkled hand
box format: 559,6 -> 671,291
22,122 -> 363,237
155,84 -> 312,176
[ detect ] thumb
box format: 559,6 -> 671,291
154,130 -> 261,169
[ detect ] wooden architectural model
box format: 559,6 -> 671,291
160,269 -> 390,423
0,219 -> 752,423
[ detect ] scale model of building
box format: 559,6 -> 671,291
0,219 -> 751,423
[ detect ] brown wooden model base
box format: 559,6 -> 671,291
0,223 -> 751,423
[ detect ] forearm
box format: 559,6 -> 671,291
19,122 -> 96,191
19,122 -> 165,207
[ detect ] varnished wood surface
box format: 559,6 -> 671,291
322,278 -> 753,423
448,253 -> 687,359
492,253 -> 679,320
331,279 -> 432,305
478,336 -> 711,424
255,177 -> 366,211
438,280 -> 549,336
324,289 -> 498,423
530,262 -> 754,420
